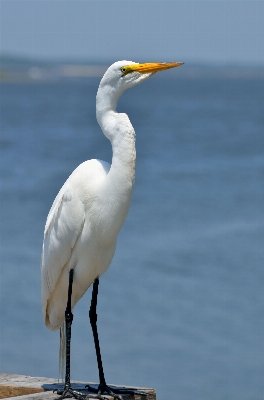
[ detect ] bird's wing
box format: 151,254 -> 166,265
41,180 -> 85,316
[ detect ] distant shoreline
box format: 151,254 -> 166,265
1,54 -> 264,82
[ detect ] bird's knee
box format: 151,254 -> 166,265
65,310 -> 74,324
89,309 -> 97,324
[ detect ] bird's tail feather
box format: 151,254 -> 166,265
59,322 -> 66,380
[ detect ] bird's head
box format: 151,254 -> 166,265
96,60 -> 184,131
99,60 -> 184,94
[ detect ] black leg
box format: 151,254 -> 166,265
56,269 -> 86,400
87,279 -> 146,399
89,278 -> 106,387
56,273 -> 146,399
86,278 -> 119,399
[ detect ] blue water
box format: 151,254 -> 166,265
0,74 -> 264,400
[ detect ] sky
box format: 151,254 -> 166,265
0,0 -> 264,65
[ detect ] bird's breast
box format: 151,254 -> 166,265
71,158 -> 134,250
89,177 -> 134,246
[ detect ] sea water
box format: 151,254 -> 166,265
0,73 -> 264,400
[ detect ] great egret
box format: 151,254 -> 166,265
41,60 -> 183,399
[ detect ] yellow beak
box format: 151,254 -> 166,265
122,62 -> 184,75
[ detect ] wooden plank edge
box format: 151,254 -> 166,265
1,393 -> 56,400
0,385 -> 44,399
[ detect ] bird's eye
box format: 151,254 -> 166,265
120,67 -> 126,75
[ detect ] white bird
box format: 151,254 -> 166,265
41,60 -> 183,399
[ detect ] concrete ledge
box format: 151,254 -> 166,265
0,374 -> 156,399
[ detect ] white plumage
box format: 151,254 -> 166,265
41,60 -> 183,333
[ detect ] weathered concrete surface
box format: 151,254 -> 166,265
0,374 -> 156,399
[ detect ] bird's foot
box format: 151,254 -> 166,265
55,385 -> 86,400
86,384 -> 123,399
86,384 -> 147,399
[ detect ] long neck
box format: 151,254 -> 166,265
96,84 -> 136,188
95,82 -> 136,237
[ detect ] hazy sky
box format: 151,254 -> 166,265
1,1 -> 263,64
